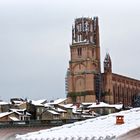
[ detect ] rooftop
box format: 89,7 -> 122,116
16,108 -> 140,140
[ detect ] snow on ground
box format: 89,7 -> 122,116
16,108 -> 140,140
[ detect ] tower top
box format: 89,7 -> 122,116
72,17 -> 99,46
104,53 -> 112,73
104,53 -> 111,63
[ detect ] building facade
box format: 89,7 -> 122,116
66,17 -> 101,103
66,17 -> 140,107
102,53 -> 140,106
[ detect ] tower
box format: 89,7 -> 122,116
66,17 -> 101,103
102,53 -> 114,103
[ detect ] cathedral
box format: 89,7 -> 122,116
66,17 -> 140,107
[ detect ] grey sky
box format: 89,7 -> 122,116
0,0 -> 140,101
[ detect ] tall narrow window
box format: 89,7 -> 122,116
77,48 -> 82,56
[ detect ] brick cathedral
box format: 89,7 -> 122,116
66,17 -> 140,107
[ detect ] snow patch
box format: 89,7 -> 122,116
16,108 -> 140,140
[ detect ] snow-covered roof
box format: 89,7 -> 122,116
72,109 -> 81,114
0,110 -> 31,119
13,111 -> 31,116
71,105 -> 82,114
16,107 -> 140,140
0,112 -> 12,118
9,116 -> 19,121
81,114 -> 95,118
0,101 -> 9,105
88,102 -> 110,108
9,109 -> 31,116
44,103 -> 51,107
110,104 -> 123,110
81,102 -> 93,106
47,110 -> 60,115
12,100 -> 24,105
55,108 -> 66,113
26,112 -> 31,116
10,108 -> 26,112
49,98 -> 67,105
13,111 -> 22,115
59,104 -> 73,109
88,102 -> 123,109
31,100 -> 44,106
32,99 -> 47,104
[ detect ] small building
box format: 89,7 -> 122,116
9,109 -> 31,121
58,104 -> 74,119
41,110 -> 60,120
0,110 -> 31,122
31,100 -> 45,120
52,107 -> 67,119
18,101 -> 36,120
41,98 -> 72,120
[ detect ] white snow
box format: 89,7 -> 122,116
9,116 -> 19,121
10,108 -> 26,112
0,112 -> 12,118
16,108 -> 140,140
12,100 -> 23,105
59,104 -> 73,109
110,104 -> 123,110
81,102 -> 93,106
55,108 -> 67,113
88,102 -> 123,110
47,110 -> 60,115
44,103 -> 51,107
0,101 -> 9,105
31,100 -> 44,106
31,99 -> 47,105
49,98 -> 67,105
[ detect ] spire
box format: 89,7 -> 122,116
104,53 -> 112,73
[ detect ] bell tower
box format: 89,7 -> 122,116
66,17 -> 101,103
102,53 -> 113,103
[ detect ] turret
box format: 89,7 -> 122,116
104,53 -> 112,73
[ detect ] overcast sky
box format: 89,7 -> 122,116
0,0 -> 140,101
